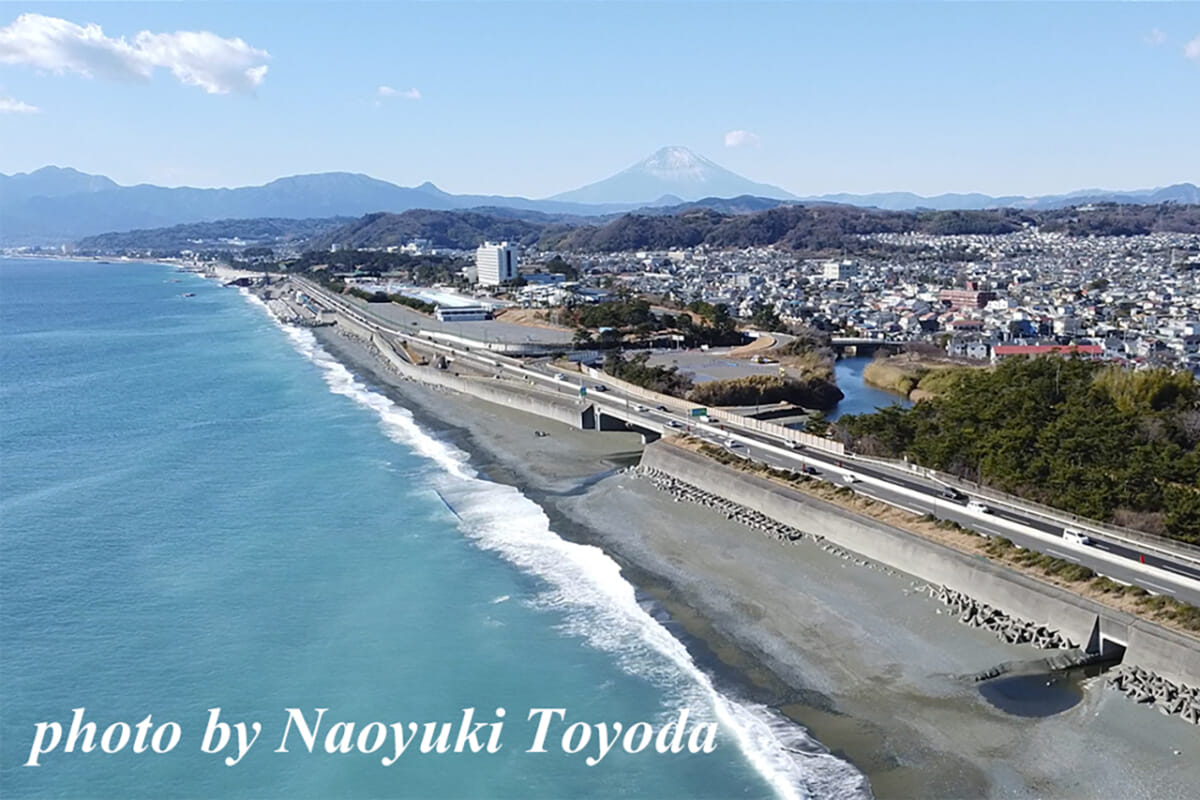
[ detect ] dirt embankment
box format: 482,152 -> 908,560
863,353 -> 985,401
728,334 -> 776,357
688,373 -> 844,411
491,307 -> 575,332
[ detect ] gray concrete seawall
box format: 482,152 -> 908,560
640,440 -> 1200,688
336,313 -> 377,342
331,316 -> 591,430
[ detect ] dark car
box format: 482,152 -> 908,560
940,486 -> 966,501
801,465 -> 820,476
655,404 -> 668,411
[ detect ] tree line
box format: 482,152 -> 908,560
835,357 -> 1200,542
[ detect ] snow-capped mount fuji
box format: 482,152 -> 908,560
549,146 -> 797,204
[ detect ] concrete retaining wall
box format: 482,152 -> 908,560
641,440 -> 1200,686
336,321 -> 590,430
336,313 -> 376,342
579,366 -> 844,455
707,408 -> 844,455
1124,623 -> 1200,685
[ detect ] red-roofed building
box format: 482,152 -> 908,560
939,289 -> 996,309
991,344 -> 1103,363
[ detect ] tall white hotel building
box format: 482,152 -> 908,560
475,242 -> 518,286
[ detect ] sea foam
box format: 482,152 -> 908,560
243,290 -> 868,800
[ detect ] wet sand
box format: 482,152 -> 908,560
312,327 -> 1200,799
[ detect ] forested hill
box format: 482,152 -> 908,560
306,209 -> 578,251
72,201 -> 1200,256
548,203 -> 1200,252
315,202 -> 1200,253
74,217 -> 351,253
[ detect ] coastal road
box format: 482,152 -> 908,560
538,370 -> 1200,601
714,437 -> 1200,607
291,277 -> 1200,603
512,370 -> 1200,603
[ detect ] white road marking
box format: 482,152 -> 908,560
1144,582 -> 1176,596
1047,549 -> 1080,563
858,491 -> 925,517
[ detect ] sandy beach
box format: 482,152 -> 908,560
310,325 -> 1200,799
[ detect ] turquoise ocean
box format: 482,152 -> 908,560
0,258 -> 863,798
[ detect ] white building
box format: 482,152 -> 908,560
435,305 -> 492,322
1053,315 -> 1081,336
822,259 -> 859,280
476,242 -> 518,286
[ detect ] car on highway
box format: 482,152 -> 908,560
1062,528 -> 1093,546
592,384 -> 607,392
940,486 -> 967,501
666,420 -> 682,428
966,500 -> 991,514
801,465 -> 820,476
554,373 -> 566,381
786,440 -> 801,449
726,439 -> 740,448
635,404 -> 648,413
655,404 -> 667,411
842,472 -> 860,483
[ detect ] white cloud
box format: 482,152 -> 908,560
1144,28 -> 1166,46
1186,34 -> 1200,61
724,129 -> 760,148
377,84 -> 420,100
0,94 -> 38,113
0,13 -> 269,94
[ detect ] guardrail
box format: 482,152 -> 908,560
707,409 -> 844,456
303,278 -> 1196,569
578,365 -> 845,456
849,453 -> 1200,568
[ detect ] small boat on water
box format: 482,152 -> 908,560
181,292 -> 196,298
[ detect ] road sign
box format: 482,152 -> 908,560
690,407 -> 707,417
579,386 -> 587,397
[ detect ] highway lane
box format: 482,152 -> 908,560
728,440 -> 1200,607
638,395 -> 1200,582
486,350 -> 1200,591
293,278 -> 1200,596
570,378 -> 1200,597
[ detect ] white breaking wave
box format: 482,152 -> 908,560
241,291 -> 868,800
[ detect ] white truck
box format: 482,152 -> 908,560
1062,528 -> 1093,546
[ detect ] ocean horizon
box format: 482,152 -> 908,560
0,257 -> 864,799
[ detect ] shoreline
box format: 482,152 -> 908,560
301,321 -> 1200,798
307,329 -> 875,797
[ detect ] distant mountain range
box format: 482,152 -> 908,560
2,152 -> 1197,245
806,184 -> 1200,212
0,167 -> 645,245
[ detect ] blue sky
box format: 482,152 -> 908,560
1,2 -> 1198,198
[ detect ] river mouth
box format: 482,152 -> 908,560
978,672 -> 1084,717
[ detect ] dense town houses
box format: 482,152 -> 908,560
507,228 -> 1199,375
89,222 -> 1199,375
